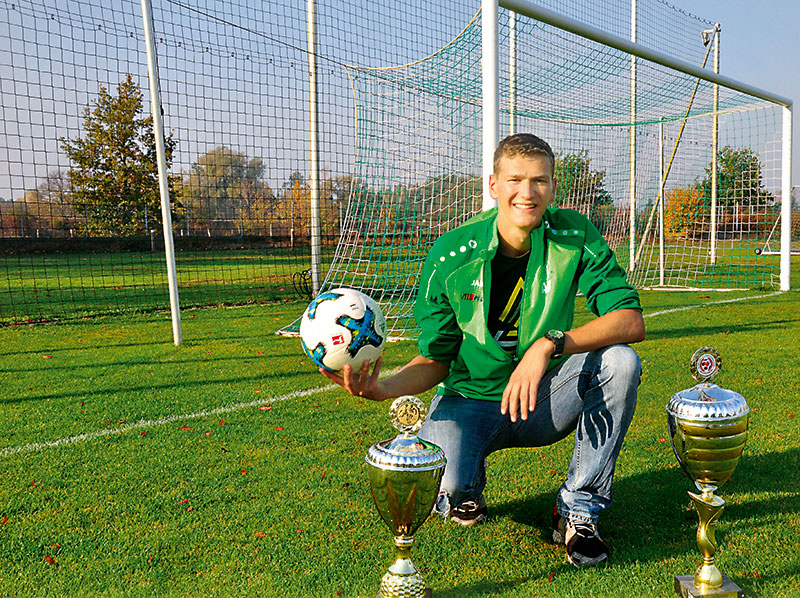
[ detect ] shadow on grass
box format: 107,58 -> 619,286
487,447 -> 800,597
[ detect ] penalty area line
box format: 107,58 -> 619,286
643,291 -> 783,319
0,381 -> 342,459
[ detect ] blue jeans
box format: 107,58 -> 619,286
418,344 -> 641,524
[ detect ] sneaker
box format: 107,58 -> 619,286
552,509 -> 608,567
449,495 -> 488,526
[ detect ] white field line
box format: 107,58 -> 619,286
1,291 -> 783,458
642,291 -> 783,319
0,382 -> 340,459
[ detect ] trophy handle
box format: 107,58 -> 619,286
688,491 -> 725,591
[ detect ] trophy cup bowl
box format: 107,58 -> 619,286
365,396 -> 446,598
666,347 -> 749,598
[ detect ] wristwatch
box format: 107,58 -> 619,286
544,329 -> 566,359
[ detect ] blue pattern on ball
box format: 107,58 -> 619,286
305,291 -> 343,320
336,306 -> 384,358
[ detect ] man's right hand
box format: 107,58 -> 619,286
320,356 -> 387,401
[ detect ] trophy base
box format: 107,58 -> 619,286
376,591 -> 432,598
674,575 -> 743,598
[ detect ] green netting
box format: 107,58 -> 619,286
283,8 -> 788,339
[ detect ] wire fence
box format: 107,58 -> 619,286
3,0 -> 775,325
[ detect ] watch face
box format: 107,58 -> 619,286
547,329 -> 564,340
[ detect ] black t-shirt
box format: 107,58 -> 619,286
487,251 -> 529,353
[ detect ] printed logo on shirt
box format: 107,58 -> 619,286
462,292 -> 482,301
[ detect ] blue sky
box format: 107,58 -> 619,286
668,0 -> 799,187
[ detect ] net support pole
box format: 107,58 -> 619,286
482,0 -> 499,211
710,23 -> 720,265
628,0 -> 637,271
509,10 -> 517,135
307,0 -> 322,294
658,121 -> 665,286
781,106 -> 793,290
140,0 -> 182,346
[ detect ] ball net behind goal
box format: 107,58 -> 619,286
304,8 -> 786,338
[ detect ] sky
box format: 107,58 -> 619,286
667,0 -> 799,189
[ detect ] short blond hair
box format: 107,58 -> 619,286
493,133 -> 555,175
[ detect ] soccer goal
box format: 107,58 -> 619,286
301,0 -> 792,338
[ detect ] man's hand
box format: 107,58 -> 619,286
320,357 -> 386,401
501,337 -> 553,422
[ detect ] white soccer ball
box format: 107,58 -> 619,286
300,287 -> 387,372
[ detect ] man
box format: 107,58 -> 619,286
321,133 -> 645,567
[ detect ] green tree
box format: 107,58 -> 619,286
182,146 -> 275,235
553,151 -> 614,234
698,146 -> 774,207
60,74 -> 178,236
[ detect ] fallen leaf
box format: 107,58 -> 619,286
147,556 -> 153,564
548,469 -> 556,474
259,404 -> 271,411
43,355 -> 52,359
50,543 -> 60,549
141,431 -> 147,436
219,420 -> 225,426
241,470 -> 247,475
204,432 -> 211,437
180,425 -> 191,431
44,555 -> 57,567
255,531 -> 266,538
789,413 -> 795,418
1,516 -> 7,525
274,426 -> 283,431
658,437 -> 666,443
255,389 -> 262,394
186,505 -> 193,512
256,351 -> 263,355
548,572 -> 555,583
177,499 -> 189,505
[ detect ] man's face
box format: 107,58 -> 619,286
490,154 -> 556,234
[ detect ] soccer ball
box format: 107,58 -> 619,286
300,287 -> 387,372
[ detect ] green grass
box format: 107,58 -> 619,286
0,291 -> 799,596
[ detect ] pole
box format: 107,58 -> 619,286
659,121 -> 665,286
710,23 -> 720,265
509,11 -> 517,136
781,106 -> 792,290
628,0 -> 637,271
482,0 -> 499,211
140,0 -> 182,345
307,0 -> 322,295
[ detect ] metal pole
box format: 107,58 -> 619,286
140,0 -> 182,345
781,106 -> 793,290
710,23 -> 720,265
307,0 -> 322,295
482,0 -> 499,211
509,11 -> 517,135
658,121 -> 665,286
498,0 -> 792,108
628,0 -> 637,271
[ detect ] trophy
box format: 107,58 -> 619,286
666,347 -> 749,598
365,396 -> 446,598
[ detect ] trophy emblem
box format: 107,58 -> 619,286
365,396 -> 446,598
666,347 -> 748,598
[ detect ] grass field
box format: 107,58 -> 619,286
0,290 -> 799,596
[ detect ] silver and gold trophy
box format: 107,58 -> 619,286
666,347 -> 749,598
365,396 -> 446,598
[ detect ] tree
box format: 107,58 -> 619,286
554,151 -> 614,234
697,146 -> 774,207
664,186 -> 706,240
60,74 -> 178,236
182,146 -> 275,235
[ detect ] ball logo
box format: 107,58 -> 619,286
331,333 -> 345,346
696,354 -> 716,378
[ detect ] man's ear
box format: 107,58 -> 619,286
489,173 -> 498,199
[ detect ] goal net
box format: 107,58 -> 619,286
298,6 -> 787,338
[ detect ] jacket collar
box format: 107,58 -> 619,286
479,206 -> 550,260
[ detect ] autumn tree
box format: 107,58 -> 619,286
60,74 -> 179,236
182,146 -> 275,235
664,186 -> 706,239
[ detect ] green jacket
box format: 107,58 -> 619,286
414,206 -> 641,401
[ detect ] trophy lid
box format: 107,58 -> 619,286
666,347 -> 749,421
365,396 -> 446,472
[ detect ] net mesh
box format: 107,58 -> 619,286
0,0 -> 792,329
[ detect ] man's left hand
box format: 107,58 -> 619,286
500,337 -> 554,422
